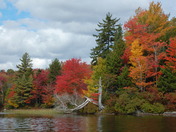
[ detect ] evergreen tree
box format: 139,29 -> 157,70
13,52 -> 33,108
48,58 -> 61,84
102,25 -> 124,92
106,25 -> 125,75
14,75 -> 33,107
117,66 -> 133,89
16,52 -> 33,78
90,13 -> 120,65
158,67 -> 176,93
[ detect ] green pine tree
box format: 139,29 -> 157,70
14,75 -> 33,107
48,58 -> 61,84
13,52 -> 33,108
106,25 -> 125,75
117,66 -> 133,89
16,52 -> 33,78
158,67 -> 176,93
104,25 -> 131,92
90,12 -> 120,65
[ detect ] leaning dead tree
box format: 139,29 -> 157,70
55,77 -> 104,113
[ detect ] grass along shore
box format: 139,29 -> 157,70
5,109 -> 62,116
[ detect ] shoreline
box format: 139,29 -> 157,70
3,109 -> 61,116
2,109 -> 176,117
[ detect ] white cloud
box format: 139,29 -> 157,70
0,62 -> 16,70
1,0 -> 174,70
0,23 -> 94,70
12,0 -> 148,23
32,58 -> 51,69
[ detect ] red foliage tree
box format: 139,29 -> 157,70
165,38 -> 176,70
55,58 -> 92,95
121,47 -> 131,65
31,69 -> 53,106
124,15 -> 149,46
0,72 -> 8,105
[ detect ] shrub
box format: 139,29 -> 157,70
114,93 -> 145,114
77,103 -> 98,114
142,87 -> 164,104
164,93 -> 176,110
104,95 -> 118,113
141,102 -> 165,114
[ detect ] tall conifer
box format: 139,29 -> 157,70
104,25 -> 132,92
106,25 -> 125,75
13,52 -> 33,108
90,13 -> 120,65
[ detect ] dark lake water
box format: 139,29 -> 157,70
0,113 -> 176,132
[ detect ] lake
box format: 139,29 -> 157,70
0,113 -> 176,132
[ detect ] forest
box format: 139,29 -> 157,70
0,2 -> 176,114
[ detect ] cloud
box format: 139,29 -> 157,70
0,21 -> 95,70
0,62 -> 15,70
1,0 -> 166,70
32,58 -> 51,69
13,0 -> 148,23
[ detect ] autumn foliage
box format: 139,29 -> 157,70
2,2 -> 176,113
55,58 -> 92,95
165,38 -> 176,70
32,69 -> 54,106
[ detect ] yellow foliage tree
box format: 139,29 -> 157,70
129,39 -> 143,66
129,39 -> 149,91
138,2 -> 170,34
84,58 -> 106,98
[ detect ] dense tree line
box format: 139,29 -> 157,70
0,2 -> 176,114
90,2 -> 176,114
2,53 -> 62,109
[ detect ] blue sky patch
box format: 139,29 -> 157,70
0,1 -> 31,22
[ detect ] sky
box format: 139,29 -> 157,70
0,0 -> 175,70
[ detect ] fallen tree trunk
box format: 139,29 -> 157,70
55,77 -> 104,113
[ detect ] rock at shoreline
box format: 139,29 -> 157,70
163,112 -> 176,117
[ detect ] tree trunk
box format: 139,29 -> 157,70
98,77 -> 104,110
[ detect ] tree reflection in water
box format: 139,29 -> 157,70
1,114 -> 176,132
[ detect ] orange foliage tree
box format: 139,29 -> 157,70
138,2 -> 170,35
129,39 -> 149,91
124,2 -> 167,88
